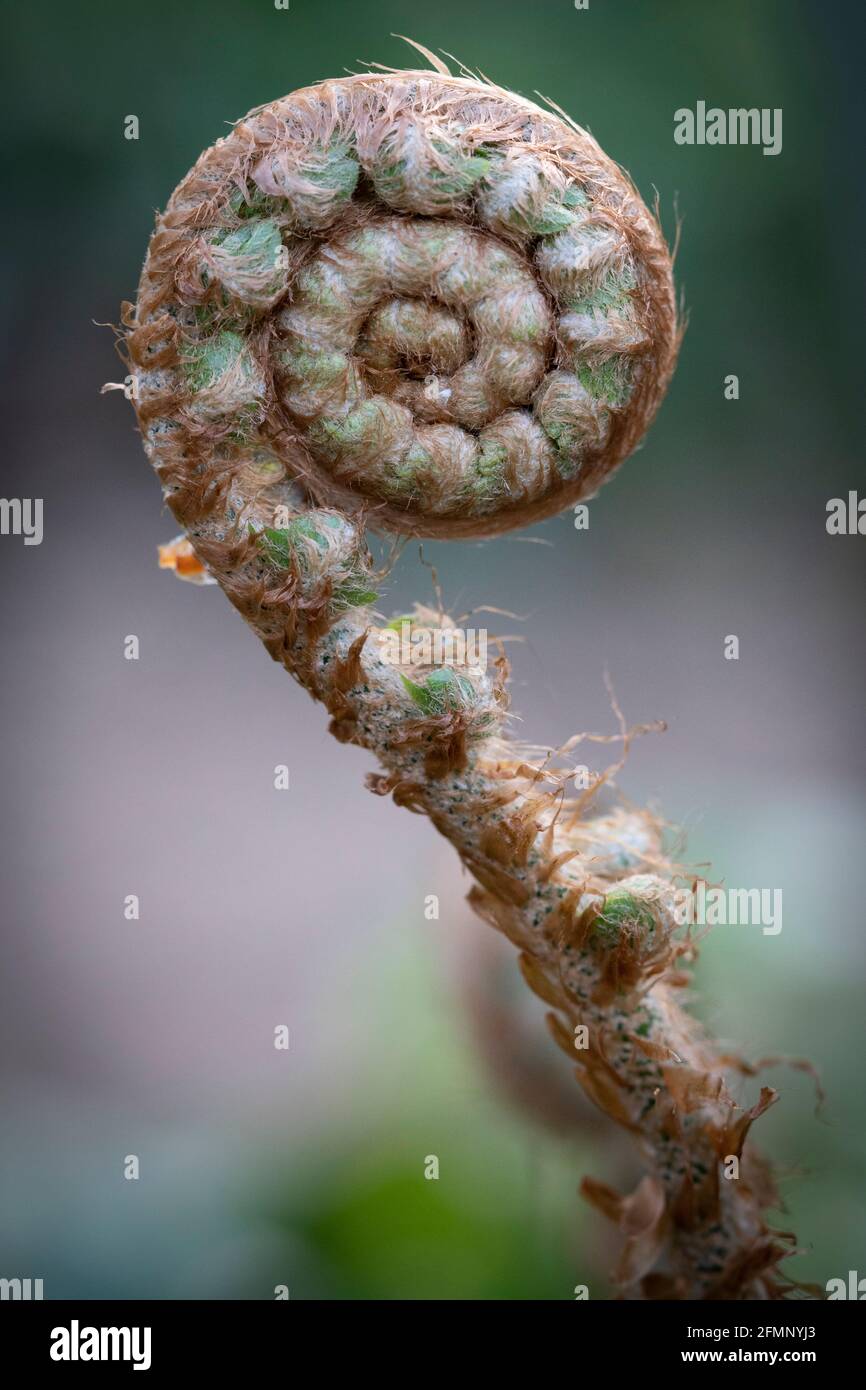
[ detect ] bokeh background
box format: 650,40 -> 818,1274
1,0 -> 864,1299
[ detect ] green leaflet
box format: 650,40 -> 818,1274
480,157 -> 586,238
231,145 -> 359,218
256,520 -> 377,611
591,889 -> 656,946
258,518 -> 327,565
374,140 -> 491,207
384,614 -> 416,631
401,667 -> 475,716
184,330 -> 250,392
302,146 -> 359,201
183,331 -> 265,433
539,416 -> 582,470
210,218 -> 283,264
576,358 -> 632,409
278,347 -> 351,386
229,184 -> 281,221
567,265 -> 637,319
331,580 -> 379,612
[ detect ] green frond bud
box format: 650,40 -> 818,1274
591,889 -> 657,946
206,218 -> 289,310
184,331 -> 266,423
331,579 -> 379,611
401,667 -> 475,716
251,142 -> 359,231
371,135 -> 492,215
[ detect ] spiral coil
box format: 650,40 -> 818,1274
129,69 -> 677,539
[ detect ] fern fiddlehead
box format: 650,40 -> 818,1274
121,59 -> 804,1299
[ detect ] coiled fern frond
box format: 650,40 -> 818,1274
120,57 -> 808,1300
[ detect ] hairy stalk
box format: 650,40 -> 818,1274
119,58 -> 808,1299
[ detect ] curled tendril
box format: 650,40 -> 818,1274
121,65 -> 811,1301
127,67 -> 678,540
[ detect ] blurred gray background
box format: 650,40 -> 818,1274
0,0 -> 864,1297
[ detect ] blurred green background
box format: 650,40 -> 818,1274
1,0 -> 864,1298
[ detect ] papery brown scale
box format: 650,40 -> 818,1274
517,952 -> 568,1010
660,1064 -> 728,1116
575,1059 -> 640,1131
713,1086 -> 779,1162
545,1009 -> 582,1060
